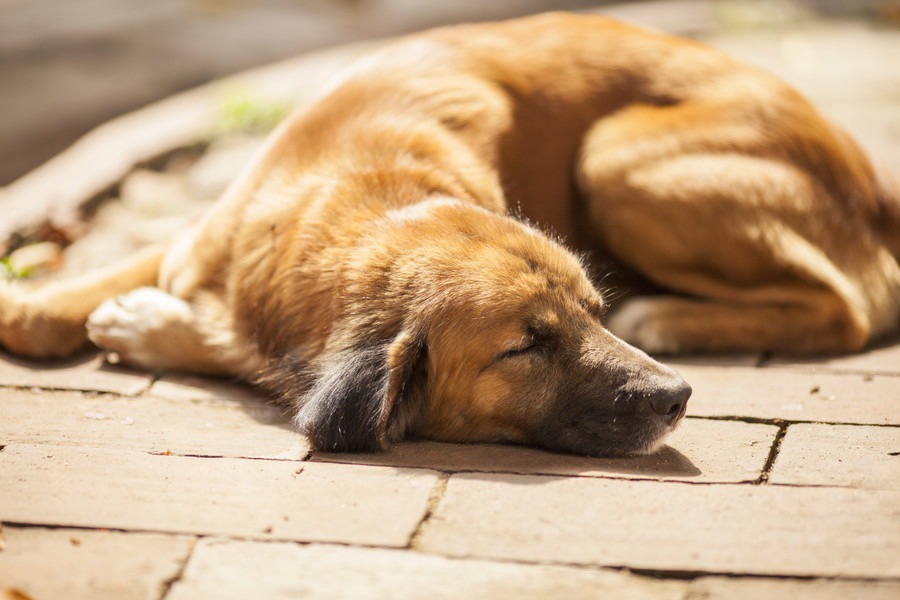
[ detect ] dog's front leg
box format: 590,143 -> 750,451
87,287 -> 257,376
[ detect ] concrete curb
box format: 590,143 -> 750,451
0,40 -> 379,254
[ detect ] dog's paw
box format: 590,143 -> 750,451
607,298 -> 681,354
87,287 -> 193,370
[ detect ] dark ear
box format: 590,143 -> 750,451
293,329 -> 427,452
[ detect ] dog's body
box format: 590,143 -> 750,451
2,13 -> 899,455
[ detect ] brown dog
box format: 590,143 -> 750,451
2,13 -> 898,456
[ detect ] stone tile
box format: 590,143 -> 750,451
662,353 -> 762,368
167,538 -> 686,600
0,350 -> 151,395
690,576 -> 900,600
315,418 -> 777,484
0,444 -> 437,547
148,373 -> 268,405
0,526 -> 193,600
770,424 -> 900,490
766,337 -> 900,377
0,388 -> 308,460
418,474 -> 900,578
678,365 -> 898,425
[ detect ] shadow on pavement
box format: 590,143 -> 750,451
315,439 -> 703,480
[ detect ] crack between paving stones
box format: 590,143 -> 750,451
406,472 -> 450,550
688,414 -> 900,428
754,352 -> 900,377
752,362 -> 900,378
445,469 -> 765,486
1,521 -> 142,535
308,456 -> 767,486
309,453 -> 874,487
15,436 -> 892,488
145,451 -> 311,463
400,547 -> 900,584
755,422 -> 788,485
766,481 -> 897,491
5,521 -> 897,584
624,566 -> 899,584
157,535 -> 199,600
0,384 -> 149,397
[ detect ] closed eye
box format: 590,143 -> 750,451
496,343 -> 545,361
490,321 -> 558,366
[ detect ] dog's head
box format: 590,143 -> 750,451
291,199 -> 690,456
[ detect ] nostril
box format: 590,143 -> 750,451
648,395 -> 680,418
648,379 -> 692,423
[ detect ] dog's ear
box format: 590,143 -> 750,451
294,328 -> 428,452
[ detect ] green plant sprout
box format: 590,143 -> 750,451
215,87 -> 292,135
1,256 -> 32,280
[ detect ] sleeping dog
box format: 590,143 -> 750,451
2,13 -> 898,455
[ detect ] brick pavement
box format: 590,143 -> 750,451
3,3 -> 900,599
1,336 -> 897,598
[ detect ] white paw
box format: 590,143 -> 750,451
87,287 -> 193,369
607,298 -> 679,354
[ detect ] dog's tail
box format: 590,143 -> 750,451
0,245 -> 164,358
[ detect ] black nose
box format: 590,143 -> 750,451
648,377 -> 692,424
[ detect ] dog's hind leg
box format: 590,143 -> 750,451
576,103 -> 900,354
607,294 -> 869,355
1,245 -> 165,358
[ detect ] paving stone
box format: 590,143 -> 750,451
0,444 -> 437,547
0,388 -> 308,460
0,526 -> 193,600
677,365 -> 898,424
315,418 -> 777,484
417,474 -> 900,578
0,351 -> 152,395
769,423 -> 900,490
690,576 -> 900,600
167,538 -> 686,600
662,353 -> 763,368
766,337 -> 900,377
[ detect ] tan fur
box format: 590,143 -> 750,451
2,13 -> 898,454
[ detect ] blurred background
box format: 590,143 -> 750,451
2,0 -> 899,186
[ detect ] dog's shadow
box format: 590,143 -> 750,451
316,439 -> 702,481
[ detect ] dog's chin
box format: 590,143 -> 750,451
633,430 -> 674,456
535,418 -> 676,458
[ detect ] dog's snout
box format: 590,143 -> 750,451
648,377 -> 692,424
